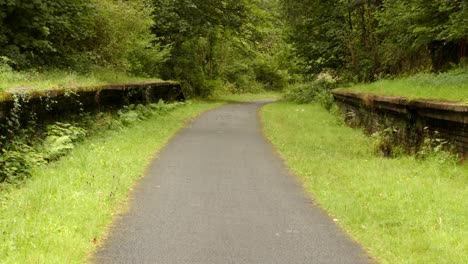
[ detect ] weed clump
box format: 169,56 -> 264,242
416,127 -> 458,164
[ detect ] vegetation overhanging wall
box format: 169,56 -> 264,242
0,81 -> 184,137
332,90 -> 467,160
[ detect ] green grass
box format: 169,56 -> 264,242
0,101 -> 222,263
341,68 -> 468,103
262,101 -> 467,264
0,92 -> 278,263
0,68 -> 159,93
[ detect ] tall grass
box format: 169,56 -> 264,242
0,67 -> 159,93
262,101 -> 468,263
343,68 -> 468,103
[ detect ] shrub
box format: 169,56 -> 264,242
285,82 -> 322,104
252,58 -> 288,91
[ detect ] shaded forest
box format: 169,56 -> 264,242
1,0 -> 467,95
282,0 -> 468,82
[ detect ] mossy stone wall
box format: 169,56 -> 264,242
332,90 -> 467,160
0,81 -> 184,138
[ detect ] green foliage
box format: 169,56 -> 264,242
280,0 -> 346,75
42,122 -> 86,161
0,122 -> 86,183
0,56 -> 12,74
285,74 -> 338,105
0,68 -> 160,93
0,100 -> 186,184
88,0 -> 170,75
0,139 -> 44,183
369,125 -> 458,163
285,82 -> 321,104
280,0 -> 468,81
1,0 -> 297,94
0,0 -> 169,77
152,0 -> 293,96
0,0 -> 95,68
377,0 -> 467,72
252,56 -> 289,91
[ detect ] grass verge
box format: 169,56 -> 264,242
340,68 -> 468,103
261,101 -> 467,263
0,101 -> 221,263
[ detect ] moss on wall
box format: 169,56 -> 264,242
0,81 -> 184,142
332,90 -> 467,160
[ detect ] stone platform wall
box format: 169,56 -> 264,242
332,90 -> 467,160
0,81 -> 184,137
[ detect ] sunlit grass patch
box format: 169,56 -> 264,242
262,101 -> 467,264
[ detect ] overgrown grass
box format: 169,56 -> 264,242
0,68 -> 159,93
0,101 -> 222,263
0,92 -> 279,263
341,68 -> 468,103
262,101 -> 467,264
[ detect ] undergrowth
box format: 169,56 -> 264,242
0,100 -> 184,184
285,73 -> 339,112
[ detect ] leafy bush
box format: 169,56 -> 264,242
285,72 -> 339,106
0,0 -> 95,69
89,0 -> 169,75
285,82 -> 321,104
253,57 -> 289,91
0,140 -> 44,183
0,0 -> 169,76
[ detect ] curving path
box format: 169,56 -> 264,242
94,100 -> 372,264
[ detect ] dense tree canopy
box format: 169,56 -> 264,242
0,0 -> 94,68
280,0 -> 468,81
0,0 -> 292,95
1,0 -> 466,93
150,0 -> 292,95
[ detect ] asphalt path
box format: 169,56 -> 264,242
94,100 -> 372,264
